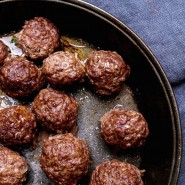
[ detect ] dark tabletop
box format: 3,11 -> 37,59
83,0 -> 185,184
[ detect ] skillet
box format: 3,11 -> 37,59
0,0 -> 182,184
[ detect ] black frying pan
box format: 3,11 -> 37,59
0,0 -> 181,184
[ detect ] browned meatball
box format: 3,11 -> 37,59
86,50 -> 130,96
100,108 -> 149,149
15,17 -> 60,59
0,40 -> 8,64
42,51 -> 85,86
40,133 -> 91,185
0,146 -> 28,185
31,88 -> 78,133
0,105 -> 37,147
0,55 -> 44,98
89,159 -> 144,185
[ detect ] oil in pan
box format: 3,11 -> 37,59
0,35 -> 141,185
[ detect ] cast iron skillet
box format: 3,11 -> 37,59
0,0 -> 182,184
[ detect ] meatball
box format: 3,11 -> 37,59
15,17 -> 60,59
0,105 -> 37,147
0,55 -> 44,98
40,133 -> 91,185
0,40 -> 8,64
85,50 -> 130,96
0,146 -> 28,185
89,159 -> 144,185
100,108 -> 149,149
31,88 -> 78,133
42,51 -> 85,87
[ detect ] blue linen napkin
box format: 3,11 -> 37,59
83,0 -> 185,184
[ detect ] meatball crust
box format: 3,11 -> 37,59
0,40 -> 8,64
0,55 -> 44,98
0,146 -> 28,185
40,133 -> 91,185
31,88 -> 78,133
100,108 -> 149,149
86,50 -> 130,96
42,51 -> 85,86
15,17 -> 60,59
89,160 -> 144,185
0,105 -> 37,147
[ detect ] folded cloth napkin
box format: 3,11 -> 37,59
83,0 -> 185,184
